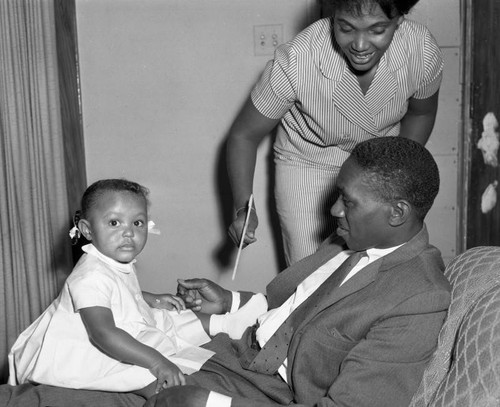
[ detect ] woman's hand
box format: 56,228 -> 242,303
226,97 -> 279,250
228,207 -> 258,248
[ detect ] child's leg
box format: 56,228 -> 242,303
162,309 -> 211,346
209,293 -> 267,339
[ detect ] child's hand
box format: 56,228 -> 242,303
149,357 -> 186,393
151,294 -> 186,313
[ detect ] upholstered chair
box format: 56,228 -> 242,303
410,246 -> 500,407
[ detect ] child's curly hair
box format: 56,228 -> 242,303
80,179 -> 150,219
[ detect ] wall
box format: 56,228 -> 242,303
410,0 -> 461,263
75,0 -> 319,293
465,0 -> 500,247
75,0 -> 461,294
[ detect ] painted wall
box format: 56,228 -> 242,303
410,0 -> 461,264
75,0 -> 461,294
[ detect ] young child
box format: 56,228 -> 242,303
8,179 -> 267,397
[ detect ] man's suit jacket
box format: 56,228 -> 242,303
198,224 -> 451,407
256,224 -> 451,406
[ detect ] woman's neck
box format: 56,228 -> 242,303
352,63 -> 379,95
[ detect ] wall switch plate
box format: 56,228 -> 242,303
254,24 -> 283,56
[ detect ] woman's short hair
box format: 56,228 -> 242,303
325,0 -> 420,18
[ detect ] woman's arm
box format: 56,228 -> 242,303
399,91 -> 439,145
226,96 -> 280,246
79,306 -> 185,392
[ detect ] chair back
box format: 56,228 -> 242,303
409,246 -> 500,407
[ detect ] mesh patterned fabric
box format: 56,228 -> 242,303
432,286 -> 500,406
409,246 -> 500,407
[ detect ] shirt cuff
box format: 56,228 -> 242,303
229,291 -> 241,313
206,391 -> 232,407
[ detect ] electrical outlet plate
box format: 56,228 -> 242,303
254,24 -> 283,56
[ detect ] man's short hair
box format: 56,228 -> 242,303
350,137 -> 439,220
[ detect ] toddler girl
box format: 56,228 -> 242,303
8,179 -> 266,397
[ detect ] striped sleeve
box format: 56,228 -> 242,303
412,29 -> 444,99
251,44 -> 298,119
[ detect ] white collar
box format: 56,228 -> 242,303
82,244 -> 136,274
365,244 -> 404,262
342,244 -> 404,263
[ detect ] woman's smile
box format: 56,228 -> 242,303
349,50 -> 375,65
333,3 -> 403,74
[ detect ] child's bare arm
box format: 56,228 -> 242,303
142,291 -> 186,312
79,306 -> 185,393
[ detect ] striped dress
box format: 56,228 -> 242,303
251,17 -> 443,266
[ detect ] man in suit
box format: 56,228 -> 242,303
145,136 -> 451,407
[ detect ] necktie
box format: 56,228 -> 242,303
245,250 -> 366,374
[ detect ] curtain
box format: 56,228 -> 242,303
0,0 -> 75,383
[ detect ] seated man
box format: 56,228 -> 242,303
0,137 -> 450,407
146,136 -> 451,407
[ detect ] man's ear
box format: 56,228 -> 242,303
78,219 -> 93,241
389,200 -> 411,226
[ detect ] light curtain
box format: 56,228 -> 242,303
0,0 -> 74,383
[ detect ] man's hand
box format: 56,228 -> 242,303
177,278 -> 231,314
144,385 -> 209,407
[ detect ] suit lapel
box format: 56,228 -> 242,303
288,225 -> 432,348
266,236 -> 346,309
285,226 -> 433,383
290,256 -> 381,336
378,224 -> 431,270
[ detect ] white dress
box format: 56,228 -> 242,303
8,244 -> 213,391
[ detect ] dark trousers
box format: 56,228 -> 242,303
187,328 -> 294,405
0,383 -> 144,407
